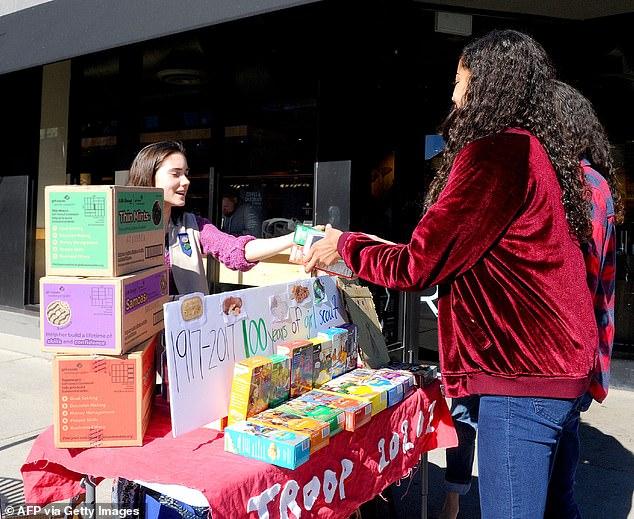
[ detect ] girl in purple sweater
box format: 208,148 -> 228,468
127,140 -> 295,296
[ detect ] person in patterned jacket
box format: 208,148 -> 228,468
545,79 -> 624,519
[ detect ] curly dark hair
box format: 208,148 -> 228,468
425,29 -> 593,243
552,79 -> 625,224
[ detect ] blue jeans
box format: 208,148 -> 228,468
544,392 -> 592,519
478,395 -> 585,519
444,395 -> 480,494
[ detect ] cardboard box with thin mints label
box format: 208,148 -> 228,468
45,185 -> 164,277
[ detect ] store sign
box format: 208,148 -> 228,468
163,275 -> 345,436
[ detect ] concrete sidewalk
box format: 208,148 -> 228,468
1,306 -> 633,518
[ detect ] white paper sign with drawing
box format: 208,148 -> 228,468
163,275 -> 346,436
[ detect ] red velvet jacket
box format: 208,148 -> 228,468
338,130 -> 598,399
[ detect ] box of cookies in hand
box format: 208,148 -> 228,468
288,225 -> 355,279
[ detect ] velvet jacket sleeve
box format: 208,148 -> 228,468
338,133 -> 530,291
195,215 -> 258,272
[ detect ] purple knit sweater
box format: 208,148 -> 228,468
165,214 -> 257,271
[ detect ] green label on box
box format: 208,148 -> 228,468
293,225 -> 323,246
48,192 -> 109,269
116,191 -> 163,234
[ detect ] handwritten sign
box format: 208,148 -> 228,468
163,275 -> 346,436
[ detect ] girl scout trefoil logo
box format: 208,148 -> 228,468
178,233 -> 192,256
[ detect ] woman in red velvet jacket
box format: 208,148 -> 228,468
304,30 -> 597,518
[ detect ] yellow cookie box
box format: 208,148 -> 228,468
227,356 -> 273,425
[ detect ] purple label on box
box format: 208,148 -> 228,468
42,283 -> 116,349
123,269 -> 168,315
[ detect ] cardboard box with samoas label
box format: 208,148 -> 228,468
41,265 -> 169,355
45,185 -> 164,277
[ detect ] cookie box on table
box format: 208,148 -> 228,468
336,322 -> 359,372
268,353 -> 291,408
316,370 -> 388,416
347,368 -> 412,407
372,368 -> 416,407
386,361 -> 439,388
276,339 -> 314,398
249,407 -> 330,454
224,420 -> 311,469
295,389 -> 372,432
318,327 -> 348,378
308,336 -> 332,388
227,356 -> 273,425
276,396 -> 345,437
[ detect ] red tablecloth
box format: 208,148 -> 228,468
22,381 -> 456,519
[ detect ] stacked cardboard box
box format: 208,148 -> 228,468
42,185 -> 169,448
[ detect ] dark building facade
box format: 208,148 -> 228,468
1,0 -> 634,352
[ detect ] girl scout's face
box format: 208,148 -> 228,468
452,60 -> 471,109
154,152 -> 190,208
